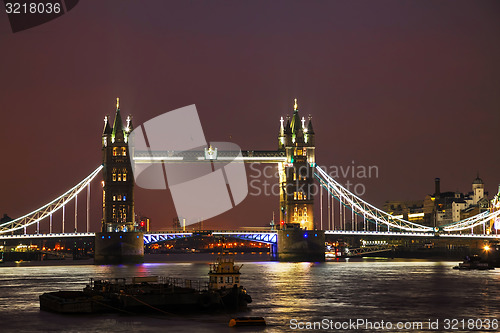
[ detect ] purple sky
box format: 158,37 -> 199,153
1,1 -> 500,232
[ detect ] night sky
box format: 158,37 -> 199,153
1,1 -> 500,232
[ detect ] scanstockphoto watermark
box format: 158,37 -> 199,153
248,161 -> 379,197
289,318 -> 499,331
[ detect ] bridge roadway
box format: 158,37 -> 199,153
0,231 -> 278,245
1,230 -> 500,245
132,150 -> 287,163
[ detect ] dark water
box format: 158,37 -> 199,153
1,255 -> 499,332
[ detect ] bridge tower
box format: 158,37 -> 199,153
95,98 -> 144,264
278,99 -> 315,230
101,98 -> 135,232
275,100 -> 324,261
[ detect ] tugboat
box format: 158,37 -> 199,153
40,254 -> 252,314
453,255 -> 494,270
208,253 -> 252,310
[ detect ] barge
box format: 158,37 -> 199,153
40,254 -> 252,314
453,255 -> 494,270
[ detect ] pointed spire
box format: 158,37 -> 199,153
103,115 -> 112,134
294,98 -> 298,111
284,116 -> 291,134
290,103 -> 301,135
279,116 -> 284,135
307,115 -> 314,134
112,97 -> 124,141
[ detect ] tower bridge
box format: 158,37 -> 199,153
1,99 -> 500,262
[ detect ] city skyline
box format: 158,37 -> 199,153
1,1 -> 500,231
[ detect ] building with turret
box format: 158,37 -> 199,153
459,175 -> 489,222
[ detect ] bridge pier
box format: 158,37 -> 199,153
276,230 -> 325,261
94,232 -> 144,264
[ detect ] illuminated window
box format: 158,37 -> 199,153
123,195 -> 126,201
122,147 -> 127,156
123,173 -> 127,181
294,192 -> 297,200
303,148 -> 307,156
118,194 -> 122,201
112,174 -> 116,181
113,195 -> 116,201
117,174 -> 121,181
293,171 -> 296,181
113,147 -> 118,156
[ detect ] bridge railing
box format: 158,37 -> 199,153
440,210 -> 500,232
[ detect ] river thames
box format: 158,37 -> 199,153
1,254 -> 499,332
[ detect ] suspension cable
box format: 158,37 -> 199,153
0,165 -> 103,234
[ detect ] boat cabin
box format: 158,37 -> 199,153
208,254 -> 242,290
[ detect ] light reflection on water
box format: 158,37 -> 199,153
1,256 -> 500,332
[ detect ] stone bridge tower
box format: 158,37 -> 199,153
275,99 -> 324,261
101,98 -> 135,232
278,99 -> 315,230
95,98 -> 143,264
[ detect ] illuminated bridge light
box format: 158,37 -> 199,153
143,233 -> 194,245
211,232 -> 277,245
